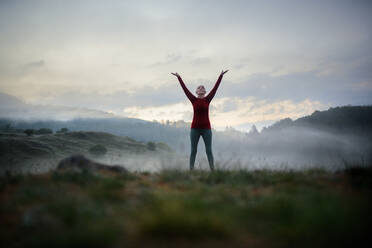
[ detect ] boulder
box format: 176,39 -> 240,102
57,154 -> 127,173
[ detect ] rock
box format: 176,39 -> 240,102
57,154 -> 127,173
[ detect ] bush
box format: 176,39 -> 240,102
24,129 -> 35,136
88,144 -> 108,156
156,142 -> 173,152
146,141 -> 156,151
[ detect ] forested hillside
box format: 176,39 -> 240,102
263,105 -> 372,134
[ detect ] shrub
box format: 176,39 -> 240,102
88,144 -> 108,156
24,129 -> 35,136
146,141 -> 156,151
156,142 -> 173,152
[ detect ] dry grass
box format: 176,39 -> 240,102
0,167 -> 371,248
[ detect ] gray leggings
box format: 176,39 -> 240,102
190,128 -> 214,171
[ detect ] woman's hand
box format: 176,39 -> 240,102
171,72 -> 180,77
220,70 -> 229,76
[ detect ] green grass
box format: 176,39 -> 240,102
1,167 -> 371,247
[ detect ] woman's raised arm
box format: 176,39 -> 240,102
171,72 -> 196,102
205,70 -> 229,102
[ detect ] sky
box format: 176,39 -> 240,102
0,0 -> 371,131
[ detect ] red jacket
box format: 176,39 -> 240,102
177,74 -> 223,129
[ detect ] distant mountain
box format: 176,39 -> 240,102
263,105 -> 372,134
0,92 -> 116,120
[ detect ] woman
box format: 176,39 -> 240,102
171,70 -> 229,171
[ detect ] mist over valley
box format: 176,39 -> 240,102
1,92 -> 371,173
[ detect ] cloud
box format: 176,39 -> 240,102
210,97 -> 329,128
122,101 -> 193,122
0,92 -> 115,121
4,60 -> 370,119
16,60 -> 46,75
221,64 -> 372,106
23,60 -> 45,68
190,57 -> 211,65
148,52 -> 211,68
148,53 -> 183,67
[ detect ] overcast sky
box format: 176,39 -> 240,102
1,0 -> 371,131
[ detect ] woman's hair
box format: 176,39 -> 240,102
196,85 -> 206,94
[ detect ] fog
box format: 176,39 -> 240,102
2,152 -> 188,175
211,126 -> 371,171
2,106 -> 371,175
85,125 -> 371,172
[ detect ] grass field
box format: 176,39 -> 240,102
1,166 -> 371,248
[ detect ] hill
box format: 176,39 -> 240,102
0,116 -> 187,152
263,105 -> 372,134
0,131 -> 174,175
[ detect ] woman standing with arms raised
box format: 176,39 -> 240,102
171,70 -> 229,171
